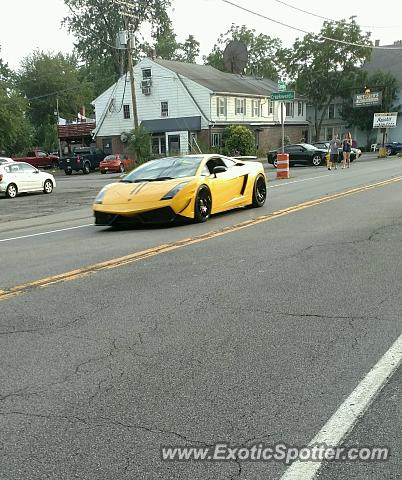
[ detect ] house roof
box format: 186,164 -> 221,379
363,45 -> 402,85
152,59 -> 279,96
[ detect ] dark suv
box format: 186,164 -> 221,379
59,147 -> 106,175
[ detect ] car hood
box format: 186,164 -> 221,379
98,177 -> 194,205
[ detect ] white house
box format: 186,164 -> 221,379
92,58 -> 309,155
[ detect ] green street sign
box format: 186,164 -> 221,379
271,91 -> 295,101
278,80 -> 286,91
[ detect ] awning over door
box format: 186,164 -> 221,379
141,116 -> 201,133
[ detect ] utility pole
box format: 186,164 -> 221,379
124,17 -> 139,130
55,97 -> 62,158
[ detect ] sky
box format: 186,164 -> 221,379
1,0 -> 402,70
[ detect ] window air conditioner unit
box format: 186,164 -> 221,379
141,79 -> 152,88
142,86 -> 151,96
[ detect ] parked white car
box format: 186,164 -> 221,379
0,162 -> 56,198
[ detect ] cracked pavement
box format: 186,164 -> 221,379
1,159 -> 401,479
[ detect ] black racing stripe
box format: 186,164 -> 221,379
240,174 -> 249,195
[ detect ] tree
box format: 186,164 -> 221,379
176,35 -> 200,63
222,125 -> 256,156
17,51 -> 94,148
204,24 -> 281,79
63,0 -> 172,77
0,50 -> 33,155
127,126 -> 151,163
340,71 -> 401,148
278,18 -> 372,141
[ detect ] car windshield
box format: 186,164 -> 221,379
302,144 -> 318,150
122,156 -> 204,183
104,155 -> 117,161
73,148 -> 91,154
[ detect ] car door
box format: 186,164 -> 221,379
19,163 -> 42,190
286,145 -> 304,164
206,157 -> 246,212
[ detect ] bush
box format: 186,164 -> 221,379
127,126 -> 152,164
222,125 -> 257,156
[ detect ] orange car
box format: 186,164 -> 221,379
99,154 -> 134,174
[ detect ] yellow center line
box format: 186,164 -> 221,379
1,175 -> 402,302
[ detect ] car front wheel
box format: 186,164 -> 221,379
83,163 -> 90,174
312,155 -> 323,166
194,185 -> 212,223
273,157 -> 278,168
43,180 -> 53,194
251,174 -> 267,208
6,183 -> 18,198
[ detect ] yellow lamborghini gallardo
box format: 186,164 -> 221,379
93,154 -> 266,226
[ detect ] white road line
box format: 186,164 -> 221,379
0,224 -> 93,243
268,174 -> 330,188
280,332 -> 402,480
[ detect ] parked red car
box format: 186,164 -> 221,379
99,154 -> 134,174
13,150 -> 59,169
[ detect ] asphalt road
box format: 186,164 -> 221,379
0,154 -> 401,479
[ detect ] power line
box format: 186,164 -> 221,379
272,0 -> 399,29
221,0 -> 402,50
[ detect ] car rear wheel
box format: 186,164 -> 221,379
65,169 -> 72,175
82,163 -> 90,174
273,157 -> 278,168
100,170 -> 106,174
386,147 -> 393,156
312,155 -> 323,166
251,174 -> 267,208
6,183 -> 18,198
43,180 -> 53,194
194,185 -> 212,223
119,164 -> 125,173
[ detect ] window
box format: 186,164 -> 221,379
326,127 -> 334,140
142,68 -> 152,79
161,101 -> 169,117
235,98 -> 246,115
328,104 -> 335,119
298,102 -> 304,117
286,102 -> 294,117
216,97 -> 227,117
123,104 -> 130,119
211,132 -> 222,147
268,100 -> 274,115
252,100 -> 260,117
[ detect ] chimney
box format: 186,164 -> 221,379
375,39 -> 380,47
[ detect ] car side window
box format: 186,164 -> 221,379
9,164 -> 21,173
223,158 -> 236,168
20,163 -> 36,173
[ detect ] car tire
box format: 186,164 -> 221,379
251,174 -> 267,208
312,155 -> 323,166
119,164 -> 125,173
386,147 -> 393,156
194,185 -> 212,223
65,169 -> 72,175
83,163 -> 90,174
6,183 -> 18,198
273,157 -> 278,168
100,170 -> 106,174
43,179 -> 53,194
52,160 -> 59,169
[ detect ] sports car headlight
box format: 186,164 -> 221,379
161,182 -> 189,200
94,189 -> 106,204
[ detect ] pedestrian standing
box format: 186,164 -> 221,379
328,133 -> 341,170
342,132 -> 352,169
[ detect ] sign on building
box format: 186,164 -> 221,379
353,92 -> 382,108
373,112 -> 398,128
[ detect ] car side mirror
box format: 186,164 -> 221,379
33,170 -> 40,174
213,165 -> 227,177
